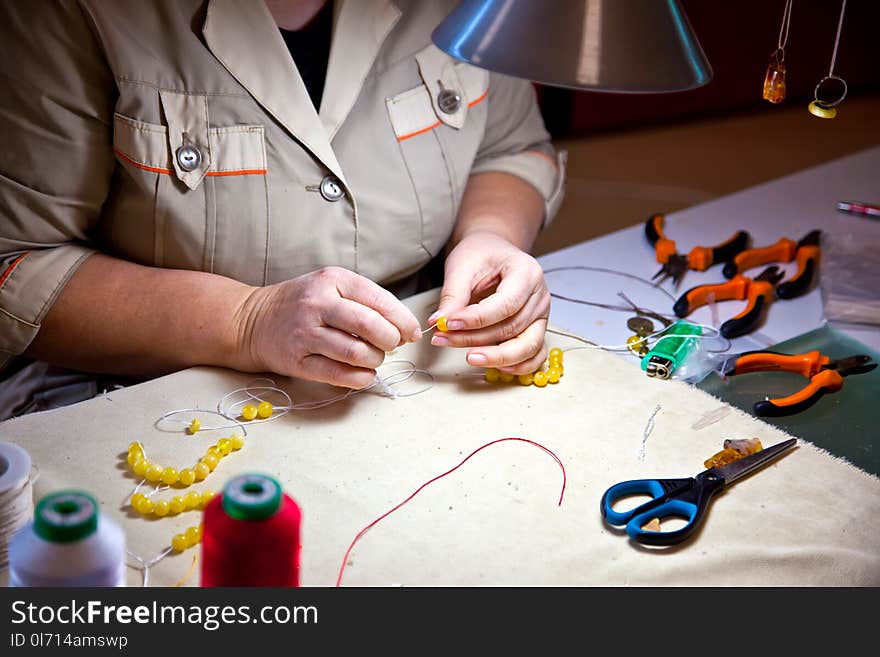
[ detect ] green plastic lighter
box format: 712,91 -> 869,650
640,320 -> 702,379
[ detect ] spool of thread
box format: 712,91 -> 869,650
8,490 -> 126,587
201,473 -> 301,587
0,441 -> 33,570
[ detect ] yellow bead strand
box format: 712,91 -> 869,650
130,490 -> 216,518
481,348 -> 565,388
126,434 -> 246,488
171,523 -> 204,553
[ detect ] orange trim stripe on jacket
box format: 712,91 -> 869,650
113,147 -> 266,176
397,86 -> 490,142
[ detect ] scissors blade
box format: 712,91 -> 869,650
712,438 -> 797,486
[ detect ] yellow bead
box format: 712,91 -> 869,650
129,441 -> 143,453
549,348 -> 563,362
169,495 -> 186,514
548,354 -> 563,368
171,533 -> 189,553
184,526 -> 201,547
127,450 -> 143,466
195,523 -> 204,540
130,492 -> 145,507
499,371 -> 515,383
153,499 -> 170,517
230,434 -> 245,450
145,463 -> 164,483
484,368 -> 500,383
257,401 -> 273,418
132,458 -> 149,477
436,315 -> 448,332
188,418 -> 201,434
533,371 -> 548,387
161,467 -> 179,486
217,438 -> 232,455
184,491 -> 202,510
178,468 -> 195,486
200,489 -> 217,508
206,445 -> 223,458
134,496 -> 154,515
808,100 -> 837,119
518,372 -> 533,386
201,453 -> 219,471
193,462 -> 210,481
547,367 -> 561,383
241,404 -> 258,421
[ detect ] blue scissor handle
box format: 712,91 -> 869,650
601,473 -> 723,546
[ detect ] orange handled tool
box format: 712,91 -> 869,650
672,266 -> 784,338
645,213 -> 750,289
721,351 -> 877,417
722,230 -> 821,300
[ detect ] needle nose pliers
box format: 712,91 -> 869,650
645,213 -> 750,290
672,265 -> 785,338
722,230 -> 821,299
720,350 -> 877,417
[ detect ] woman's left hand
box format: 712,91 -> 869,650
427,231 -> 550,374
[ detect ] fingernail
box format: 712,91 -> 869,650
467,353 -> 487,365
446,320 -> 464,330
431,335 -> 449,347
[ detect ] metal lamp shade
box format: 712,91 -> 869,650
431,0 -> 713,92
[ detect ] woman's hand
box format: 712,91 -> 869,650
427,231 -> 550,374
239,266 -> 423,389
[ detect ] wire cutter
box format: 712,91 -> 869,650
722,230 -> 821,299
672,265 -> 785,338
720,350 -> 877,417
600,438 -> 797,546
645,213 -> 750,289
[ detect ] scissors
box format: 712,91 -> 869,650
600,438 -> 797,546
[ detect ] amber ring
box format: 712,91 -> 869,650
809,75 -> 847,118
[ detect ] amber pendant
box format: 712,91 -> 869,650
762,60 -> 786,104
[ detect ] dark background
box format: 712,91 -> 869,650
536,0 -> 880,138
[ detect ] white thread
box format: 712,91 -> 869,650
0,442 -> 34,572
638,405 -> 662,461
552,321 -> 730,355
157,361 -> 436,431
8,490 -> 126,587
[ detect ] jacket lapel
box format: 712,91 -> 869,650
203,0 -> 346,182
320,0 -> 401,141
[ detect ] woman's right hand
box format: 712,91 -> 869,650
236,266 -> 423,389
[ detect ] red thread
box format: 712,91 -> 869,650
201,493 -> 302,587
335,437 -> 566,586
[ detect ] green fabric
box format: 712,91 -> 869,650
698,323 -> 880,476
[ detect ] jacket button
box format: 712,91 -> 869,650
319,175 -> 344,202
176,144 -> 202,172
437,88 -> 462,114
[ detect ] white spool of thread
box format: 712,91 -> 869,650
0,441 -> 33,570
8,490 -> 126,587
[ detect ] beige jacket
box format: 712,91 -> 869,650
0,0 -> 565,372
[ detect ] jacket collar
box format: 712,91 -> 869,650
320,0 -> 401,141
203,0 -> 401,183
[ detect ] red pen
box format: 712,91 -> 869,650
837,200 -> 880,219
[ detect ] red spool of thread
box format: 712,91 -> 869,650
201,473 -> 301,587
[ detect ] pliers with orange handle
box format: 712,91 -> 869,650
645,213 -> 750,289
722,230 -> 821,299
720,350 -> 877,417
672,265 -> 784,338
